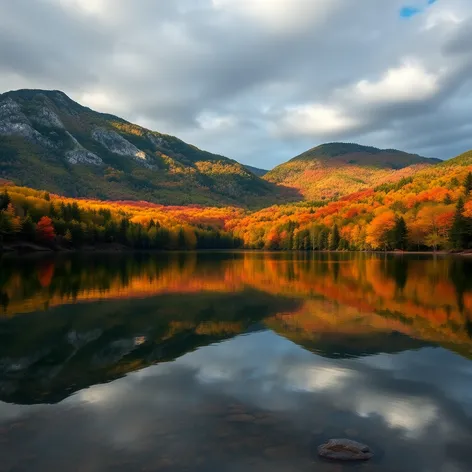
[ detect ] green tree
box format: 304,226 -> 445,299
450,198 -> 467,250
443,193 -> 452,205
391,216 -> 408,250
0,212 -> 13,246
64,229 -> 73,244
0,190 -> 10,211
177,227 -> 186,249
450,177 -> 460,189
328,224 -> 340,251
155,227 -> 170,249
317,228 -> 329,250
21,215 -> 36,241
464,172 -> 472,195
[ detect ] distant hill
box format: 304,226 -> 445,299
0,89 -> 294,206
243,165 -> 269,177
264,142 -> 441,201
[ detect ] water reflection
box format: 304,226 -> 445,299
0,252 -> 472,471
1,252 -> 472,405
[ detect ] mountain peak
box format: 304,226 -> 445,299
0,88 -> 290,206
2,88 -> 73,104
292,142 -> 435,162
264,142 -> 441,201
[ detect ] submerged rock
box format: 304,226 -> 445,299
318,438 -> 373,461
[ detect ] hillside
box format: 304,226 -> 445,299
0,89 -> 293,207
230,147 -> 472,251
264,142 -> 441,201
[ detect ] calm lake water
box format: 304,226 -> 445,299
1,252 -> 472,472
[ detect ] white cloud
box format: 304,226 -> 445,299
353,60 -> 440,103
197,112 -> 237,131
277,103 -> 358,137
58,0 -> 107,16
423,8 -> 463,31
212,0 -> 340,32
288,365 -> 354,392
355,393 -> 438,438
80,92 -> 113,109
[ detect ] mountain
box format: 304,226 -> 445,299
0,89 -> 294,206
264,142 -> 441,201
243,165 -> 269,177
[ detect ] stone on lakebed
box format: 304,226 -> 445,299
318,438 -> 373,461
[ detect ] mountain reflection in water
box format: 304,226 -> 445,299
0,252 -> 472,472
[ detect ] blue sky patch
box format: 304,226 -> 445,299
400,0 -> 437,19
400,6 -> 422,18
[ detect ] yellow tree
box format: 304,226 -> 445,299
411,204 -> 454,251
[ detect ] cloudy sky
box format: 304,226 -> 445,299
1,0 -> 472,168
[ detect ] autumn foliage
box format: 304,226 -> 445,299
0,153 -> 472,252
36,217 -> 55,242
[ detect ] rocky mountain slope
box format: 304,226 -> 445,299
0,89 -> 292,206
264,142 -> 441,201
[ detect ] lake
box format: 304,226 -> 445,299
1,252 -> 472,472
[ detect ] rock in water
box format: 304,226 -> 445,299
318,439 -> 373,461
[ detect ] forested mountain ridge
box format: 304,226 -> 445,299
243,165 -> 269,177
0,89 -> 291,207
264,142 -> 441,200
231,148 -> 472,251
0,146 -> 471,253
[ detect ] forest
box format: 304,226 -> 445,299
0,184 -> 242,251
0,157 -> 472,253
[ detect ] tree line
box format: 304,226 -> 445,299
0,187 -> 241,251
1,171 -> 472,253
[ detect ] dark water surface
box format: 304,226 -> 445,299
1,252 -> 472,472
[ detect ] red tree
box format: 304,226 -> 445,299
36,216 -> 55,243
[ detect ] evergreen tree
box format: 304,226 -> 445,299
317,228 -> 329,250
0,212 -> 13,242
0,190 -> 10,211
292,231 -> 301,250
71,202 -> 81,221
155,227 -> 170,249
299,229 -> 310,250
392,216 -> 408,250
64,229 -> 73,244
49,203 -> 57,218
21,215 -> 36,241
328,224 -> 340,251
464,172 -> 472,195
450,198 -> 467,250
177,227 -> 186,249
443,193 -> 453,205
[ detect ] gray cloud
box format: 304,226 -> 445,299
1,0 -> 472,168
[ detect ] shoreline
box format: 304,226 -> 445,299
1,243 -> 471,257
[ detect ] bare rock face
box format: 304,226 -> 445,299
147,132 -> 169,149
92,127 -> 152,167
30,105 -> 64,129
318,439 -> 373,461
0,98 -> 59,149
65,132 -> 102,165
